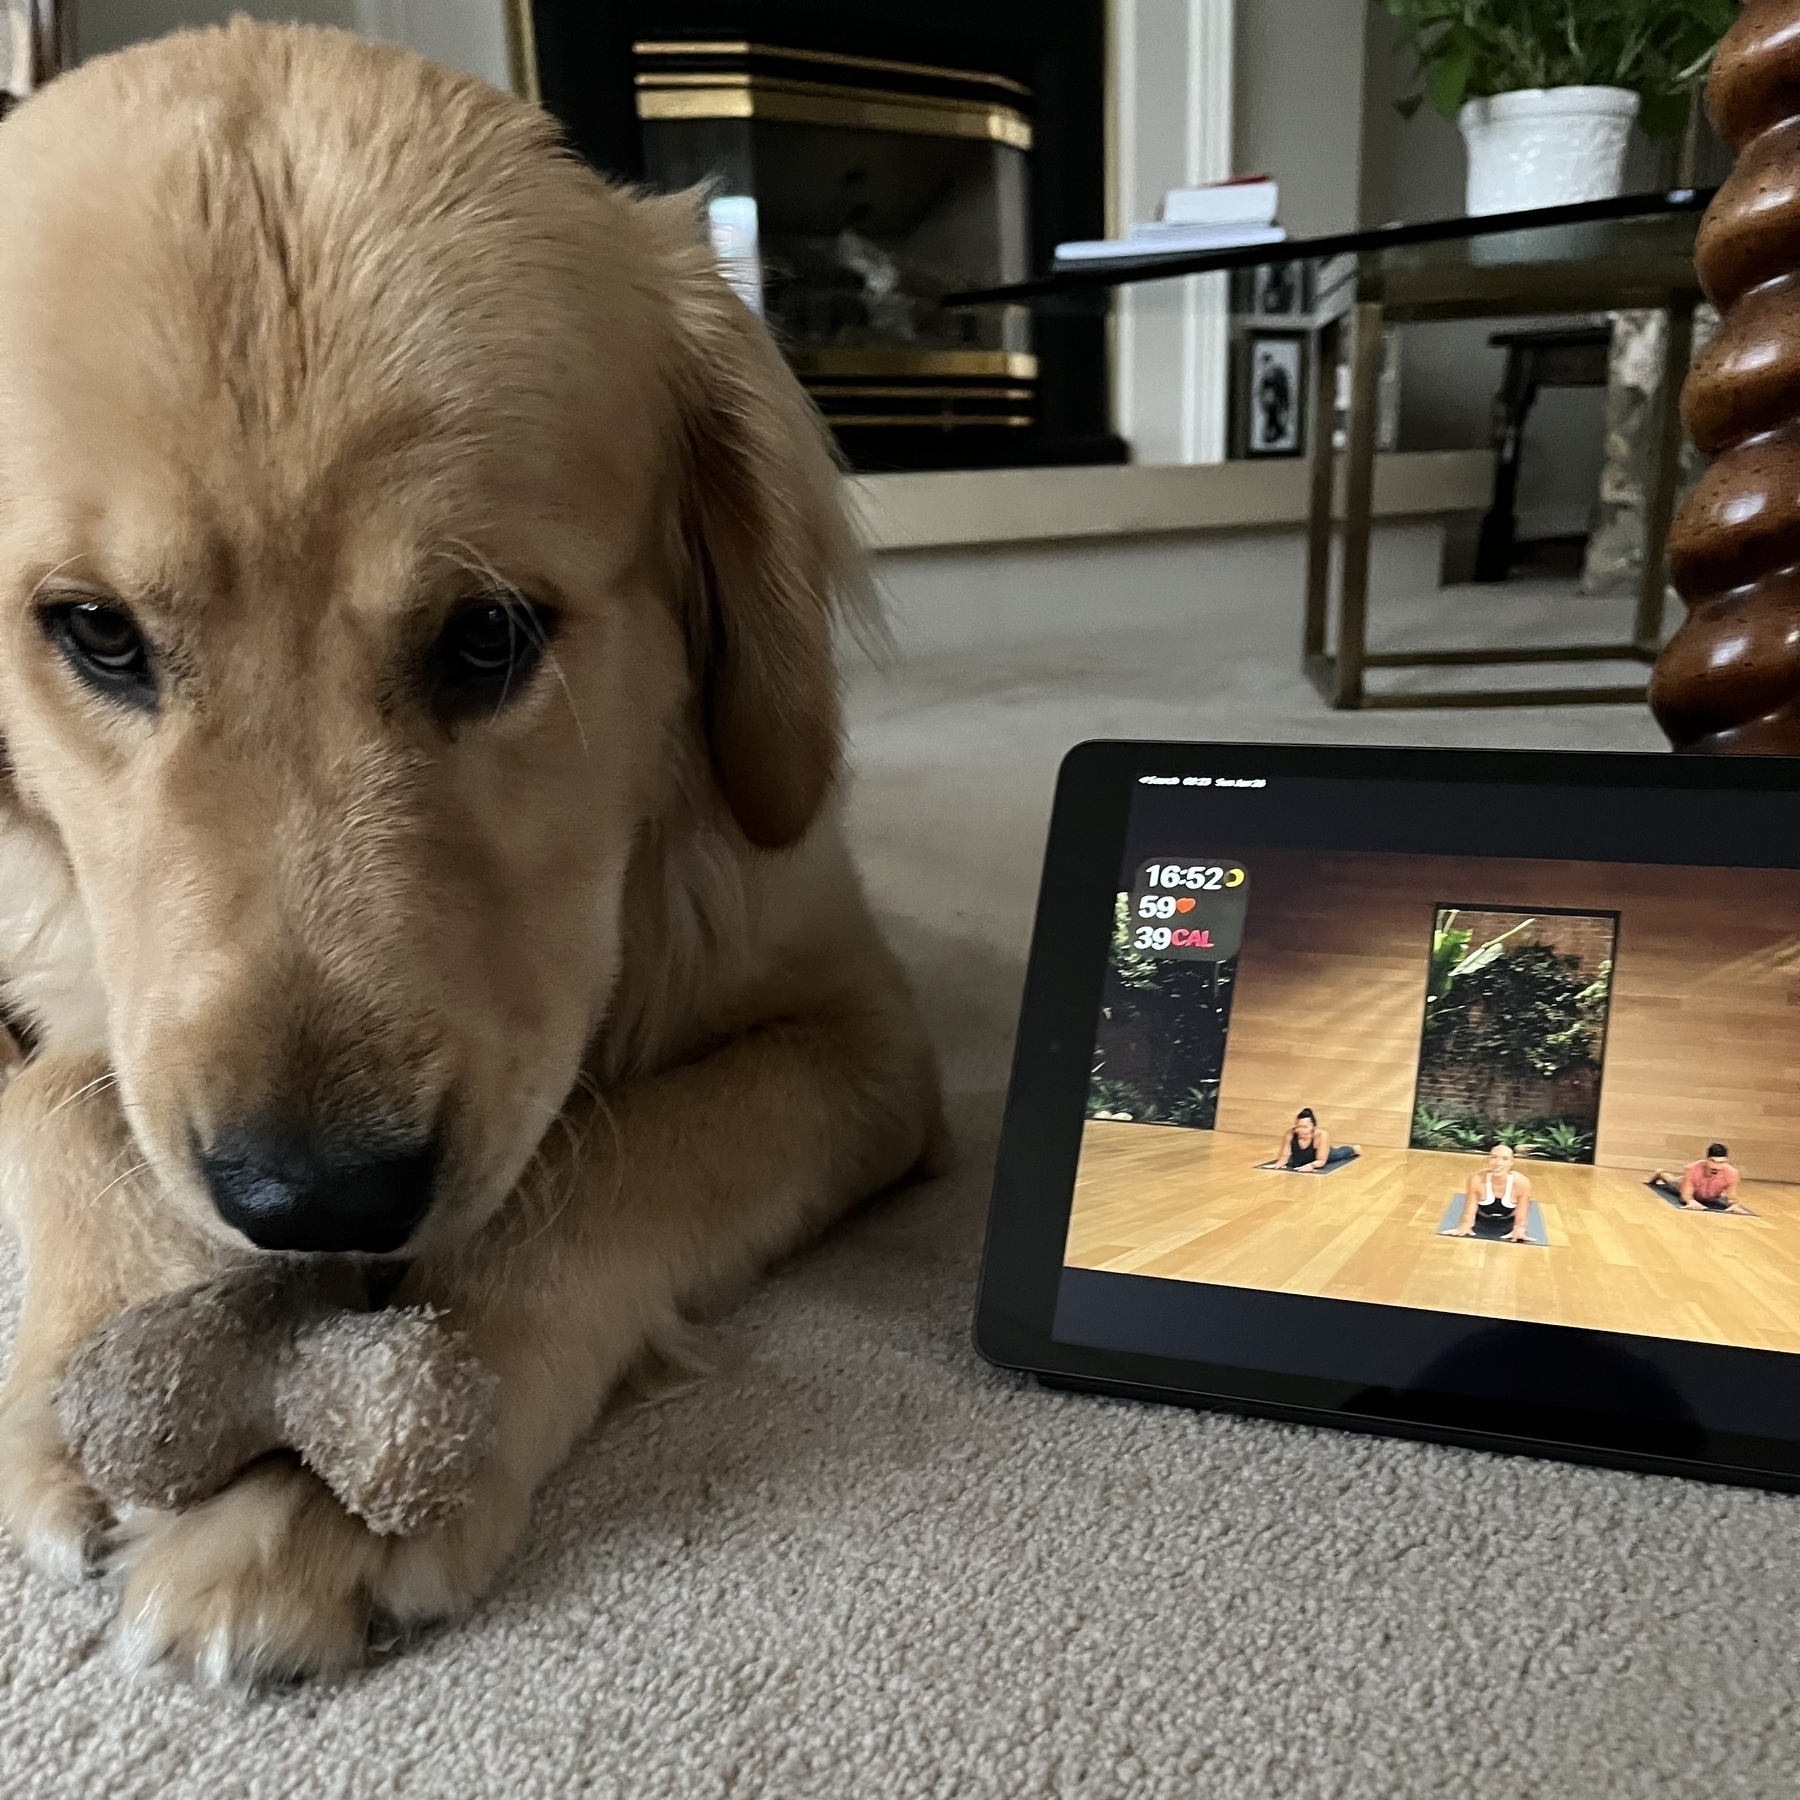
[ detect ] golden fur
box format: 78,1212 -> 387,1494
0,21 -> 940,1679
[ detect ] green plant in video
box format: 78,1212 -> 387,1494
1410,1102 -> 1474,1150
1424,937 -> 1608,1084
1086,1074 -> 1156,1124
1414,909 -> 1613,1163
1411,1104 -> 1596,1162
1529,1117 -> 1597,1160
1375,0 -> 1735,137
1164,1084 -> 1225,1129
1087,894 -> 1235,1131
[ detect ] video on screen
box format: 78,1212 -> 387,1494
1065,844 -> 1800,1354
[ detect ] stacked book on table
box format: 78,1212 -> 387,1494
1054,175 -> 1284,266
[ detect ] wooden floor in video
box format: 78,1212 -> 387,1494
1065,1125 -> 1800,1353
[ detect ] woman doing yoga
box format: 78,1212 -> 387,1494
1448,1142 -> 1534,1242
1269,1108 -> 1359,1172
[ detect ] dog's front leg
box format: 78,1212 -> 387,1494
112,989 -> 939,1681
379,993 -> 940,1624
0,1050 -> 221,1582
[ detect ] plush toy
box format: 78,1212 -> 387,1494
54,1261 -> 497,1537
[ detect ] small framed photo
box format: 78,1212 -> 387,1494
1232,257 -> 1310,320
1240,330 -> 1308,458
1250,259 -> 1305,317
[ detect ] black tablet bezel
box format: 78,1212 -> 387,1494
973,739 -> 1800,1492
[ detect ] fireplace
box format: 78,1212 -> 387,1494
519,1 -> 1121,473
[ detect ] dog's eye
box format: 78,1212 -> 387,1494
449,603 -> 523,674
429,598 -> 553,720
41,600 -> 156,707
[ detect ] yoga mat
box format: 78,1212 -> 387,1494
1436,1194 -> 1549,1246
1254,1149 -> 1360,1175
1645,1179 -> 1753,1217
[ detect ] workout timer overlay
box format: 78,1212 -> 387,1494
1067,846 -> 1800,1354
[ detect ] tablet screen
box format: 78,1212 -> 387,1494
1045,759 -> 1800,1454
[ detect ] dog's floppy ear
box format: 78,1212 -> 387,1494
654,200 -> 869,851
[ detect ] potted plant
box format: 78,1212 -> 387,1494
1375,0 -> 1737,215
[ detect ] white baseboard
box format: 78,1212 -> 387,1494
869,519 -> 1450,657
850,449 -> 1494,553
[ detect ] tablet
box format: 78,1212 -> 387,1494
975,740 -> 1800,1490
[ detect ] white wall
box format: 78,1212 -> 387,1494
1108,0 -> 1235,466
1109,0 -> 1370,466
76,0 -> 510,87
1233,0 -> 1366,238
80,0 -> 350,56
872,520 -> 1448,658
352,0 -> 508,88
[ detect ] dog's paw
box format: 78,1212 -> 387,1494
0,1384 -> 111,1585
110,1457 -> 390,1687
372,1475 -> 532,1631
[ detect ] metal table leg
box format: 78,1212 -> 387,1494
1634,298 -> 1696,654
1332,301 -> 1387,709
1303,314 -> 1342,671
1473,340 -> 1539,582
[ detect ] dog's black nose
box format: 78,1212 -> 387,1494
200,1126 -> 438,1254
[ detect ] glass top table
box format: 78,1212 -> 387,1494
947,191 -> 1712,710
950,188 -> 1710,311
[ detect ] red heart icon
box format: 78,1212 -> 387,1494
1175,897 -> 1196,913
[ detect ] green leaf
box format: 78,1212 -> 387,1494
1373,0 -> 1735,105
1429,41 -> 1474,119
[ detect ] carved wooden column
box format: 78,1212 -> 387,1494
1651,0 -> 1800,751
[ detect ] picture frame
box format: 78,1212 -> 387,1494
1238,329 -> 1308,459
1250,258 -> 1304,318
1231,257 -> 1312,320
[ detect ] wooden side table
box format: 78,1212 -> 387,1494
1473,324 -> 1614,584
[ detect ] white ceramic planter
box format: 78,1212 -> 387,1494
1457,86 -> 1640,216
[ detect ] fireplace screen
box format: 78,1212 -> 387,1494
636,41 -> 1036,443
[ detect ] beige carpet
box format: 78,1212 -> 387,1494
6,613 -> 1799,1799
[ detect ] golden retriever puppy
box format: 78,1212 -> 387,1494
0,20 -> 940,1682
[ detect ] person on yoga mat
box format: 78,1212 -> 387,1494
1447,1142 -> 1534,1242
1270,1108 -> 1359,1172
1650,1144 -> 1749,1214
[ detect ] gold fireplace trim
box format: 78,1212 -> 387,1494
806,386 -> 1036,402
633,42 -> 1031,101
814,413 -> 1035,430
787,349 -> 1038,380
636,73 -> 1032,152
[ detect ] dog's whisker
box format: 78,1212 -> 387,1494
515,1153 -> 574,1247
88,1157 -> 152,1208
591,1087 -> 626,1217
45,1070 -> 119,1119
532,637 -> 588,758
25,555 -> 88,606
501,1080 -> 616,1258
497,1149 -> 566,1260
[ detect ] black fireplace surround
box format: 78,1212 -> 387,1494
524,0 -> 1122,472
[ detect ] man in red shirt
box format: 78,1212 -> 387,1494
1650,1143 -> 1750,1214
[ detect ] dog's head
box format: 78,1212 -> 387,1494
0,24 -> 858,1257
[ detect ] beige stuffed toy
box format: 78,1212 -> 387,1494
55,1261 -> 497,1537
